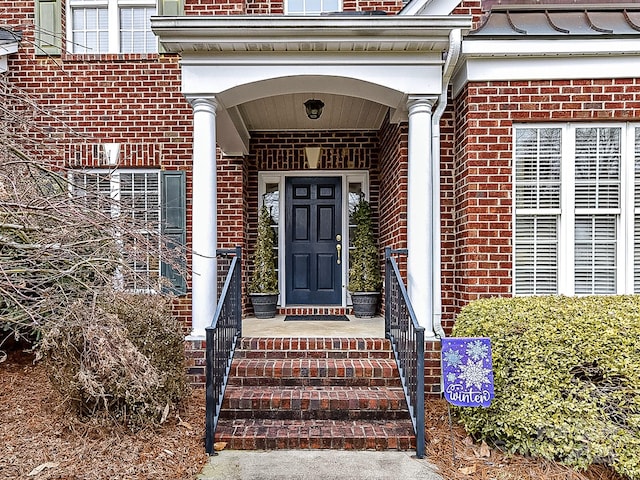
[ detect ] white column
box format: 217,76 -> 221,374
407,95 -> 437,335
189,97 -> 218,337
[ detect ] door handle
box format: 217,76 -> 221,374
336,234 -> 342,264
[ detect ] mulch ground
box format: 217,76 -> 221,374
0,351 -> 628,480
0,351 -> 208,480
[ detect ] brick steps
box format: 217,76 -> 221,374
215,419 -> 416,451
228,358 -> 402,387
221,385 -> 409,420
217,337 -> 414,452
235,337 -> 394,359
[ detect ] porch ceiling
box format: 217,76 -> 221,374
239,93 -> 389,131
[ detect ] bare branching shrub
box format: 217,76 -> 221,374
41,294 -> 188,428
0,70 -> 188,426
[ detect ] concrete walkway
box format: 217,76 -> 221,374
197,450 -> 443,480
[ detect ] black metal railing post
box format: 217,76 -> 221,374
205,247 -> 242,455
385,247 -> 425,459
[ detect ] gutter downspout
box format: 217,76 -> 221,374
431,28 -> 462,339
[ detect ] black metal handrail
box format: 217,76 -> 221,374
385,247 -> 425,459
205,247 -> 242,454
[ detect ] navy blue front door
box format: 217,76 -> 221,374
285,177 -> 342,305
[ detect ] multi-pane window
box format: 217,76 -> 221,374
286,0 -> 341,15
69,1 -> 157,54
514,123 -> 640,296
73,170 -> 161,291
72,7 -> 109,54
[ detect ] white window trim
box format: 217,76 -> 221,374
66,0 -> 157,54
258,170 -> 369,307
513,122 -> 639,296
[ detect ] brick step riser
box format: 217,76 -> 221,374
234,351 -> 394,359
222,395 -> 407,412
220,409 -> 410,421
229,360 -> 400,380
218,435 -> 415,451
227,377 -> 402,387
215,420 -> 416,451
238,338 -> 392,353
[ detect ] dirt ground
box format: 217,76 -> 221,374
0,351 -> 626,480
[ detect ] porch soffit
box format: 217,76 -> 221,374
151,16 -> 471,54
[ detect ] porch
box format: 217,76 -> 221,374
242,314 -> 384,338
203,247 -> 429,458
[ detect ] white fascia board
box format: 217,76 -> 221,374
452,54 -> 640,97
0,41 -> 19,73
0,42 -> 19,55
181,60 -> 444,106
463,38 -> 640,57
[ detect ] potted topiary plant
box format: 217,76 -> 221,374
249,205 -> 279,318
348,196 -> 382,318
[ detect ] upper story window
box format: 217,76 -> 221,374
68,0 -> 157,54
285,0 -> 341,15
513,123 -> 640,296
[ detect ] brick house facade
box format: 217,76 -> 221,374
3,0 -> 640,390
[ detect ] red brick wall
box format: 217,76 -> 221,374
2,1 -> 195,329
454,0 -> 484,28
185,0 -> 403,15
439,99 -> 457,333
450,78 -> 640,324
185,0 -> 245,15
378,114 -> 408,256
245,131 -> 382,314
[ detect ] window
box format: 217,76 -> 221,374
71,169 -> 186,293
514,123 -> 640,296
68,0 -> 157,54
285,0 -> 341,15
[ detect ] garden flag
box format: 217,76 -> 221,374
441,337 -> 495,408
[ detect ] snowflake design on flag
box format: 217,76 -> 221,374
446,372 -> 457,383
458,359 -> 492,390
443,348 -> 462,367
466,340 -> 489,361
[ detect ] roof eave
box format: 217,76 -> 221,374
151,15 -> 472,53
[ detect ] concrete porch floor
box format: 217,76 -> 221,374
242,315 -> 384,337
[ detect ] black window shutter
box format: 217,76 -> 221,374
161,171 -> 186,294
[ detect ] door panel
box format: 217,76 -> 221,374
285,177 -> 342,305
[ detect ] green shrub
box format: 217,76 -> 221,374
452,295 -> 640,479
249,205 -> 278,294
348,198 -> 381,293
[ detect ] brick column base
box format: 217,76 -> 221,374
425,340 -> 442,395
185,339 -> 207,388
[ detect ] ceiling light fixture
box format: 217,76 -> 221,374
304,99 -> 325,120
